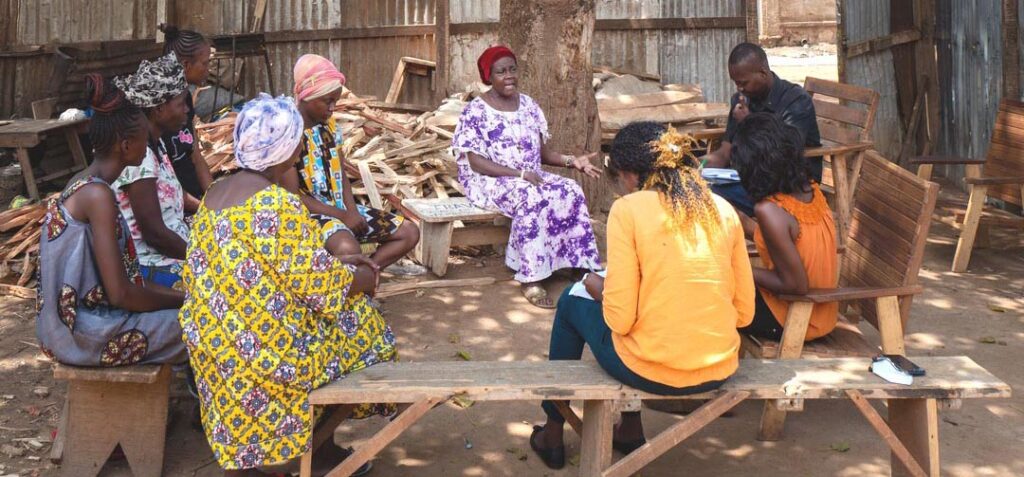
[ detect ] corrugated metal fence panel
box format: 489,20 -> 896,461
842,0 -> 902,159
935,0 -> 1002,185
13,0 -> 158,46
447,0 -> 745,103
0,52 -> 52,118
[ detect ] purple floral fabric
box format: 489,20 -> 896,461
452,95 -> 600,282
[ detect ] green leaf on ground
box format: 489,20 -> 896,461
979,336 -> 997,344
452,394 -> 475,409
830,442 -> 851,452
455,350 -> 472,361
988,305 -> 1008,313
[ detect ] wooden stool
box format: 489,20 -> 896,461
52,364 -> 171,477
403,197 -> 510,277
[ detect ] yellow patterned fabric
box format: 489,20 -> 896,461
178,185 -> 396,470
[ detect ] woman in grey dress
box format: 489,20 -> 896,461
36,74 -> 186,367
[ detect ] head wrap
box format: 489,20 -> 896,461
293,54 -> 347,103
114,53 -> 188,109
477,45 -> 516,85
233,93 -> 304,172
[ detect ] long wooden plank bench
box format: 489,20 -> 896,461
300,357 -> 1009,477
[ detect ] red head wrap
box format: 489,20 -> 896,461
477,45 -> 517,85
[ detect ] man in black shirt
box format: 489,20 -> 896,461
705,43 -> 821,216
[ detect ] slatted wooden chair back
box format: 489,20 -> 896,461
843,150 -> 938,329
804,77 -> 881,145
982,99 -> 1024,207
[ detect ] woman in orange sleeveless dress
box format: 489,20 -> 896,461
730,113 -> 838,340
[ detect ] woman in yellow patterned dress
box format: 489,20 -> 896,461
179,94 -> 395,476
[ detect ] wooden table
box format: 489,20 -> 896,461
0,119 -> 90,201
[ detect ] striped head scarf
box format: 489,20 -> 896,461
293,54 -> 347,103
114,53 -> 188,109
233,93 -> 305,172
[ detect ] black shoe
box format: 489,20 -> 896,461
529,425 -> 565,470
612,437 -> 646,455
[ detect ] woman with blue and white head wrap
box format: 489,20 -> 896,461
178,93 -> 394,475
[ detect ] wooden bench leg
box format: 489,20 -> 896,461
888,399 -> 940,477
758,301 -> 814,441
952,185 -> 987,272
601,392 -> 749,477
62,365 -> 171,477
15,148 -> 40,202
579,400 -> 614,477
416,222 -> 453,277
319,397 -> 441,477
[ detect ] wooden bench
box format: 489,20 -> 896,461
403,197 -> 510,277
300,357 -> 1009,477
743,150 -> 940,440
0,118 -> 90,202
51,364 -> 172,477
912,98 -> 1024,272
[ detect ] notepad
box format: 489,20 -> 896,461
568,270 -> 607,301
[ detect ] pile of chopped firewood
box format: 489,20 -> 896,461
0,198 -> 50,289
195,88 -> 469,210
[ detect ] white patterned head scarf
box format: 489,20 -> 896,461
114,53 -> 187,109
233,93 -> 304,172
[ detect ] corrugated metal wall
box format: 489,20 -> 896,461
841,0 -> 903,159
934,0 -> 1003,185
448,0 -> 745,103
11,0 -> 160,46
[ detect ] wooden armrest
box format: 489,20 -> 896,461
805,141 -> 874,157
689,127 -> 726,140
965,176 -> 1024,185
749,245 -> 845,259
909,155 -> 986,165
777,285 -> 923,303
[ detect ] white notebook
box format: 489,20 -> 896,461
701,167 -> 741,182
568,270 -> 607,301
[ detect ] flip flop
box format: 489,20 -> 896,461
522,284 -> 556,309
529,425 -> 565,470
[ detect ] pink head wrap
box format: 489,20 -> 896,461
293,54 -> 347,103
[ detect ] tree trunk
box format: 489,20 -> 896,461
499,0 -> 609,211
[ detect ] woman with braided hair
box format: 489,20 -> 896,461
529,122 -> 755,469
159,23 -> 214,200
35,74 -> 187,367
730,113 -> 838,341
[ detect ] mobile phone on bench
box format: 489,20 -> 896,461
883,354 -> 926,377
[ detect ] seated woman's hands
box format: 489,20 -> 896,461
570,152 -> 603,179
583,272 -> 605,302
340,209 -> 370,236
523,171 -> 546,187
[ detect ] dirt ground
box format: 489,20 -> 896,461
0,178 -> 1020,477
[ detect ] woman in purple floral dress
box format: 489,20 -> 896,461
453,45 -> 602,308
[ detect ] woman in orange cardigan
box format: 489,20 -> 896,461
731,113 -> 838,341
529,122 -> 755,469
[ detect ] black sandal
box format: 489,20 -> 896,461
529,425 -> 565,470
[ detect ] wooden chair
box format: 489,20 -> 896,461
911,98 -> 1024,272
803,77 -> 880,243
743,150 -> 939,441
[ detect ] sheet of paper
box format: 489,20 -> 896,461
568,270 -> 607,301
701,167 -> 740,182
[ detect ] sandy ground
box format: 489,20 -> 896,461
0,178 -> 1020,477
